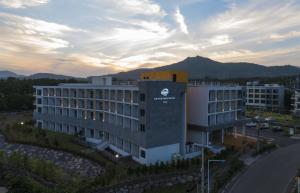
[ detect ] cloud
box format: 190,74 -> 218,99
0,12 -> 75,54
1,0 -> 300,76
208,34 -> 232,46
209,46 -> 300,65
91,0 -> 165,17
197,0 -> 300,65
174,7 -> 188,34
0,0 -> 48,8
270,31 -> 300,41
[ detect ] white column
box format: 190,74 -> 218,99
242,125 -> 246,136
234,126 -> 237,138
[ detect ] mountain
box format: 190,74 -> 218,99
27,73 -> 76,80
0,71 -> 79,80
110,56 -> 300,80
0,71 -> 24,79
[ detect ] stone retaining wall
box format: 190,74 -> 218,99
92,171 -> 201,193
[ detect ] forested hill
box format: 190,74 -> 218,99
0,78 -> 82,111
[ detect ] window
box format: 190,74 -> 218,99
140,93 -> 145,101
90,129 -> 94,138
90,90 -> 94,98
172,74 -> 177,82
37,90 -> 42,96
140,124 -> 145,132
37,122 -> 42,129
140,109 -> 145,116
140,149 -> 146,158
209,91 -> 216,101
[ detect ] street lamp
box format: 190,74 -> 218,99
207,159 -> 226,193
20,122 -> 24,125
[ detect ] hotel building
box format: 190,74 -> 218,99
33,71 -> 246,165
187,83 -> 246,152
246,81 -> 285,112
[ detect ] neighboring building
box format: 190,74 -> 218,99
245,81 -> 285,112
292,75 -> 300,117
187,82 -> 246,153
33,71 -> 246,164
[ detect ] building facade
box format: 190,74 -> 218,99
34,76 -> 187,165
246,81 -> 285,112
292,75 -> 300,117
33,71 -> 246,164
187,83 -> 246,152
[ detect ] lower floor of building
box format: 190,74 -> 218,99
35,119 -> 245,165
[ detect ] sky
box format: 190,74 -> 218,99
0,0 -> 300,77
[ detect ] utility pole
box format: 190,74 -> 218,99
297,169 -> 300,193
256,118 -> 260,152
256,107 -> 262,153
201,132 -> 205,193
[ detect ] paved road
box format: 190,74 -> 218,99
0,187 -> 7,193
228,142 -> 300,193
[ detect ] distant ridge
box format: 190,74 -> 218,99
2,56 -> 300,80
109,56 -> 300,80
0,71 -> 78,80
27,73 -> 76,80
0,71 -> 24,79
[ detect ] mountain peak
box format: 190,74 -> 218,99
112,56 -> 300,80
184,55 -> 215,62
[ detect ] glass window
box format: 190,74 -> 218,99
140,150 -> 146,158
140,124 -> 145,132
140,109 -> 145,116
140,93 -> 145,101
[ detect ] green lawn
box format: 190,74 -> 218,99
246,109 -> 300,126
1,121 -> 110,167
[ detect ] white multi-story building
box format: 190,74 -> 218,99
246,81 -> 285,112
33,72 -> 247,164
34,75 -> 188,165
292,91 -> 300,117
187,83 -> 246,152
292,76 -> 300,117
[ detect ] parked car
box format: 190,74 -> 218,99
246,122 -> 257,127
272,126 -> 283,132
265,117 -> 274,122
260,123 -> 270,129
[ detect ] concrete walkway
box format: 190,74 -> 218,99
0,187 -> 7,193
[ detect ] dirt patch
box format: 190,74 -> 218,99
224,134 -> 256,152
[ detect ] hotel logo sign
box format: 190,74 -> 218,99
154,88 -> 175,103
161,88 -> 169,96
